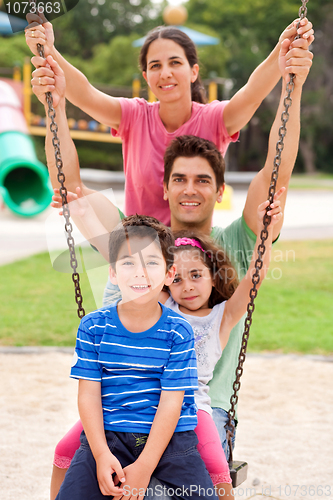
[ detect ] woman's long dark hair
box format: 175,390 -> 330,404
171,230 -> 239,308
139,26 -> 207,104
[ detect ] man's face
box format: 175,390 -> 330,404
163,156 -> 224,231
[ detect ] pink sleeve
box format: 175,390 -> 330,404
203,100 -> 239,156
111,97 -> 146,139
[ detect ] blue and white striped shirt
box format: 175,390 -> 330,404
71,302 -> 198,432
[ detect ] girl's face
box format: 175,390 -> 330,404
142,38 -> 199,104
169,249 -> 213,312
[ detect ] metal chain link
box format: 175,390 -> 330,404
226,0 -> 309,467
34,36 -> 85,318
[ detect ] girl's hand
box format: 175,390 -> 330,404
25,12 -> 55,58
279,18 -> 314,48
51,187 -> 88,217
31,55 -> 65,107
257,187 -> 286,232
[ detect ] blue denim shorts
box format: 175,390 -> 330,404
56,430 -> 218,500
103,279 -> 121,306
211,408 -> 237,462
144,410 -> 237,500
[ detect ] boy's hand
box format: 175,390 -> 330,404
279,17 -> 314,48
279,37 -> 313,84
31,55 -> 65,107
95,450 -> 125,497
257,187 -> 285,232
25,12 -> 55,57
114,462 -> 151,500
51,187 -> 87,216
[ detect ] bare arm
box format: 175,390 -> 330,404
25,13 -> 122,128
242,37 -> 313,240
52,187 -> 118,261
114,390 -> 184,500
78,379 -> 126,496
32,56 -> 120,240
223,18 -> 314,137
219,189 -> 284,349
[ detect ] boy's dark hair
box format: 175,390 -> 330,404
163,135 -> 225,190
109,214 -> 175,271
171,230 -> 239,308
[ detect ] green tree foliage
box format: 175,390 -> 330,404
1,0 -> 331,172
297,0 -> 333,173
186,0 -> 333,173
0,33 -> 30,68
182,23 -> 229,81
187,0 -> 302,88
86,34 -> 141,86
52,0 -> 162,58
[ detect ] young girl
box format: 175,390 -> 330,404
25,13 -> 313,226
157,191 -> 284,500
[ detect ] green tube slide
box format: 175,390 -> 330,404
0,131 -> 52,217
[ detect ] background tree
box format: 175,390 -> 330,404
1,0 -> 332,173
52,0 -> 162,58
186,0 -> 333,174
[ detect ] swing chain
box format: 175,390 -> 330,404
225,0 -> 309,468
298,0 -> 308,20
36,41 -> 85,319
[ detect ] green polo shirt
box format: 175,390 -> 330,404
210,215 -> 256,419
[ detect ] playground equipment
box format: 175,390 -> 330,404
20,58 -> 120,143
0,10 -> 27,35
0,79 -> 52,216
26,0 -> 310,488
133,4 -> 219,48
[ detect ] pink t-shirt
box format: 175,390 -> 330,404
112,98 -> 239,226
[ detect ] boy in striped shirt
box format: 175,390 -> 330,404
57,215 -> 217,500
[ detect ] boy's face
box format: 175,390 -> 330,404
109,236 -> 175,304
163,156 -> 224,231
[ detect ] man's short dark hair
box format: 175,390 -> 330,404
109,214 -> 175,271
163,135 -> 225,190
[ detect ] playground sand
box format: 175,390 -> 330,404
0,352 -> 332,500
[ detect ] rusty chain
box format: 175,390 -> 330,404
226,0 -> 309,467
44,76 -> 85,319
29,2 -> 85,319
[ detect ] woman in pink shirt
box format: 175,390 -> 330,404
26,17 -> 313,226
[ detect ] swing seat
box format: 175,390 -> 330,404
230,461 -> 248,488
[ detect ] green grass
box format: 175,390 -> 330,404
249,239 -> 333,355
0,252 -> 100,346
1,240 -> 333,354
289,173 -> 333,190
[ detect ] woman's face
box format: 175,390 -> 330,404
142,38 -> 199,104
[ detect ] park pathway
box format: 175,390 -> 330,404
1,188 -> 333,266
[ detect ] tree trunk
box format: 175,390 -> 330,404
299,137 -> 317,174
